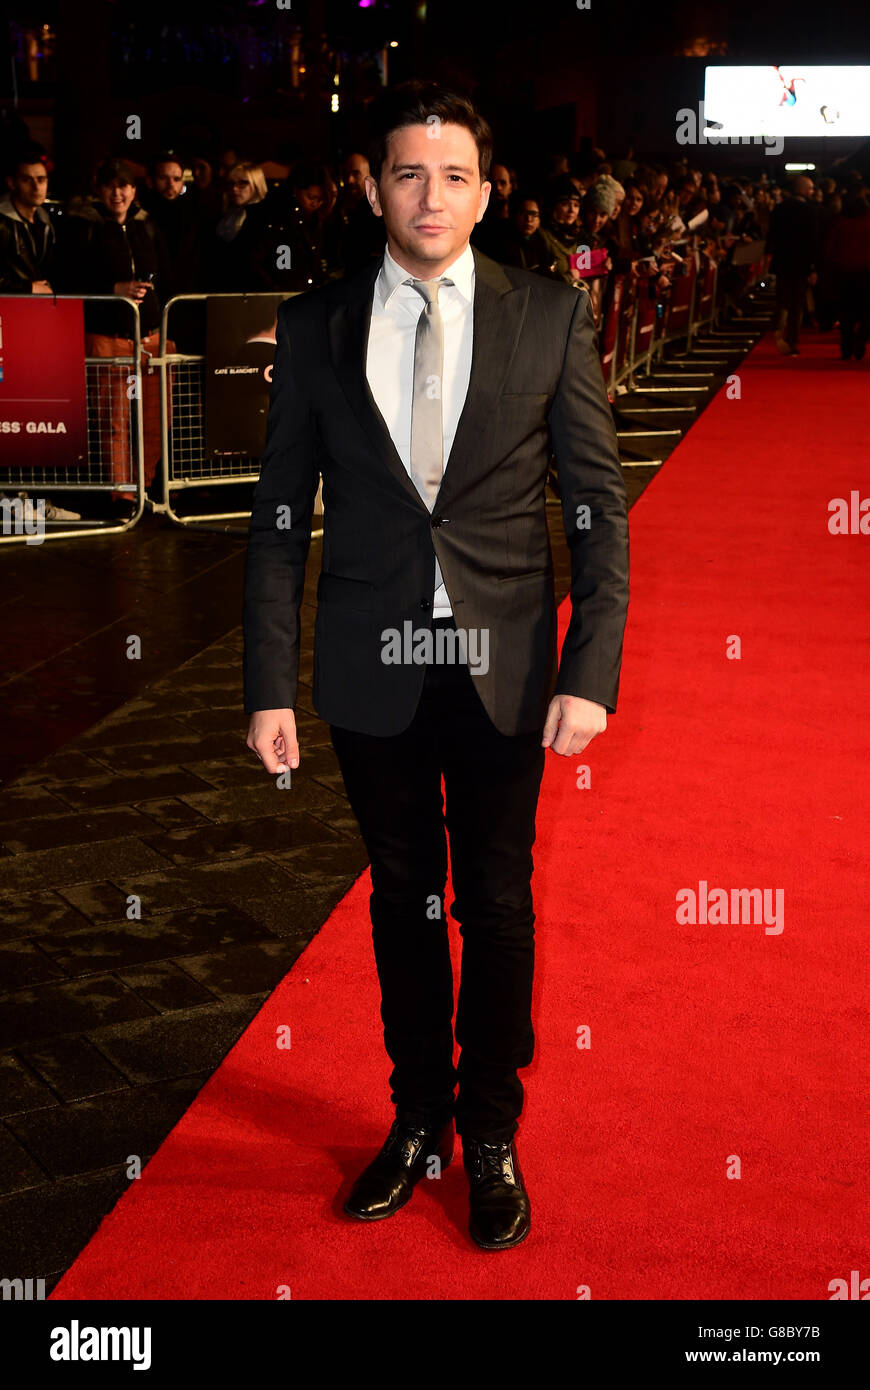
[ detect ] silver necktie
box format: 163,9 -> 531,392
405,276 -> 453,597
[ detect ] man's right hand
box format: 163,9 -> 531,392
246,708 -> 299,774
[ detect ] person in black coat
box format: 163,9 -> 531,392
199,161 -> 270,293
140,151 -> 203,297
0,147 -> 57,293
57,157 -> 170,338
765,174 -> 821,355
54,157 -> 172,499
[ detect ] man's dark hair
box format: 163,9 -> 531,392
6,143 -> 48,180
366,81 -> 493,183
148,149 -> 184,178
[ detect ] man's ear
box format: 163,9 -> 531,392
364,174 -> 383,219
475,180 -> 492,225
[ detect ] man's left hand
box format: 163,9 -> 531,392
542,695 -> 607,756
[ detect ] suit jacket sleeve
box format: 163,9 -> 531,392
242,300 -> 323,713
547,289 -> 630,713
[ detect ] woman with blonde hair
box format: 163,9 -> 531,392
201,159 -> 269,291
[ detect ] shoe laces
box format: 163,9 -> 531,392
467,1140 -> 517,1185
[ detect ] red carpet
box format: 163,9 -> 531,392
53,331 -> 869,1300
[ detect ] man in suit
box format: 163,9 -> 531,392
243,82 -> 629,1251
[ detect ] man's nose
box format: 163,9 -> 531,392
420,176 -> 446,208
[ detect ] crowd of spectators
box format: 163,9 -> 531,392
1,134 -> 868,518
2,138 -> 869,345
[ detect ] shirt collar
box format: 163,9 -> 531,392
376,240 -> 475,309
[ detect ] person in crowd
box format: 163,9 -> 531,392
0,145 -> 83,521
825,186 -> 870,360
187,152 -> 222,223
597,174 -> 625,224
610,145 -> 637,182
333,151 -> 385,276
580,183 -> 618,258
471,158 -> 518,261
766,172 -> 820,355
217,147 -> 240,187
567,153 -> 600,197
0,146 -> 57,293
611,179 -> 652,275
751,184 -> 773,240
490,162 -> 517,211
200,159 -> 268,291
813,178 -> 843,331
538,175 -> 583,285
252,162 -> 342,292
577,182 -> 619,322
502,190 -> 554,272
140,150 -> 202,296
57,156 -> 172,506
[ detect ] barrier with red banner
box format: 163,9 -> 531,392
0,297 -> 88,467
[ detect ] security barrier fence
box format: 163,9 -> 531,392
0,294 -> 145,545
0,246 -> 767,545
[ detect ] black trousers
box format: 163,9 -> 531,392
775,272 -> 809,348
835,270 -> 870,356
329,618 -> 546,1143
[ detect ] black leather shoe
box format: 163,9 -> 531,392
463,1137 -> 531,1250
344,1117 -> 455,1220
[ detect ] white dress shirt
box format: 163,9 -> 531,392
366,240 -> 475,618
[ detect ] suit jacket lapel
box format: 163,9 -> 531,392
326,245 -> 530,511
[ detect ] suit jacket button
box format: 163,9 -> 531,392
419,599 -> 431,610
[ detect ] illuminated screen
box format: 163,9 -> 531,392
703,66 -> 870,138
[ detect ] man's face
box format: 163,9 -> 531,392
297,184 -> 324,214
344,154 -> 369,201
795,176 -> 814,199
516,199 -> 540,236
9,163 -> 48,208
99,178 -> 136,220
152,161 -> 184,200
491,163 -> 513,202
365,121 -> 490,276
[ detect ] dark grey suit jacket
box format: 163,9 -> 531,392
243,245 -> 629,736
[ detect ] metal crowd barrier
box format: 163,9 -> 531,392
0,258 -> 739,547
152,293 -> 303,528
0,295 -> 145,546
